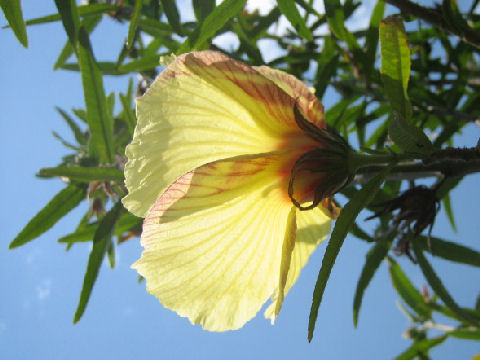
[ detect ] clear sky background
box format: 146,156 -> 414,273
1,1 -> 479,359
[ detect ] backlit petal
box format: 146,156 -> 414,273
254,66 -> 325,129
123,51 -> 318,217
265,206 -> 331,322
133,153 -> 298,331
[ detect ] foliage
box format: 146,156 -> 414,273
3,0 -> 480,357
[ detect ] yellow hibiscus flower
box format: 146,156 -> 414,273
122,51 -> 343,331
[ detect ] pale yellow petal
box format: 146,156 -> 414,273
254,65 -> 325,129
272,207 -> 296,319
133,154 -> 296,331
265,206 -> 331,321
123,51 -> 317,217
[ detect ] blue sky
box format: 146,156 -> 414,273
1,1 -> 479,359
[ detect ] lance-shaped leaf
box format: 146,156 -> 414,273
442,194 -> 457,232
449,329 -> 480,341
54,15 -> 102,70
62,61 -> 122,75
160,0 -> 183,35
127,0 -> 142,50
192,0 -> 215,22
380,17 -> 432,153
308,166 -> 392,341
324,0 -> 358,50
364,0 -> 385,76
388,257 -> 431,319
442,0 -> 470,36
250,7 -> 281,40
19,4 -> 118,27
277,0 -> 312,41
315,37 -> 338,100
77,27 -> 114,163
106,239 -> 115,268
394,335 -> 447,360
54,0 -> 80,46
178,0 -> 246,52
55,107 -> 88,145
117,54 -> 161,73
74,201 -> 123,323
353,239 -> 391,327
52,131 -> 83,151
38,166 -> 124,182
324,0 -> 346,40
0,0 -> 28,47
58,213 -> 142,244
119,93 -> 136,135
411,241 -> 480,326
427,301 -> 480,323
416,236 -> 480,268
9,184 -> 86,249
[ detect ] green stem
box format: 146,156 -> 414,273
349,151 -> 417,170
351,147 -> 480,183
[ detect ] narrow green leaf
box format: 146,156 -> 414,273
442,194 -> 457,232
315,37 -> 338,100
77,27 -> 114,163
308,166 -> 392,341
74,201 -> 122,323
442,0 -> 470,36
324,0 -> 346,40
250,7 -> 281,40
294,0 -> 322,17
364,0 -> 385,75
449,329 -> 480,340
0,0 -> 28,47
192,0 -> 215,22
119,93 -> 136,134
72,108 -> 88,124
107,239 -> 115,268
55,107 -> 88,145
52,131 -> 83,151
353,239 -> 391,327
325,97 -> 358,128
137,17 -> 173,33
54,15 -> 101,70
61,61 -> 123,75
20,4 -> 118,27
416,236 -> 480,267
59,212 -> 141,244
54,0 -> 80,46
350,223 -> 374,242
428,302 -> 480,323
436,176 -> 462,199
38,166 -> 124,182
431,302 -> 480,324
380,16 -> 433,153
388,257 -> 431,319
127,0 -> 143,50
9,184 -> 86,249
160,0 -> 182,35
277,0 -> 313,41
117,54 -> 161,73
178,0 -> 247,52
394,335 -> 447,360
412,241 -> 480,326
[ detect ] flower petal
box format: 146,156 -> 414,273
133,153 -> 298,331
271,207 -> 296,319
254,66 -> 325,129
123,51 -> 316,217
265,206 -> 331,322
